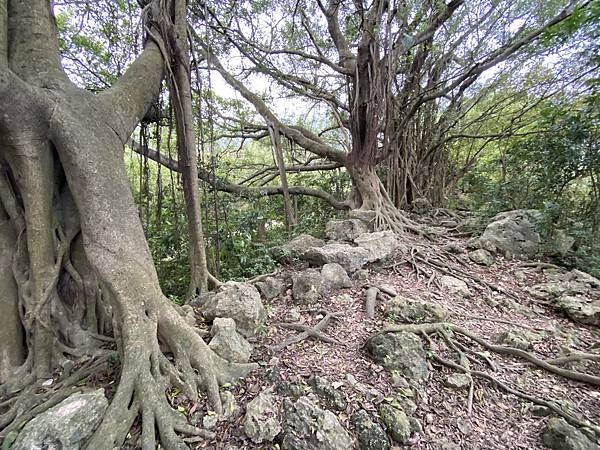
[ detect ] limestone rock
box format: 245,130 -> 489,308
479,209 -> 544,259
283,307 -> 302,323
550,229 -> 576,256
348,209 -> 376,228
220,391 -> 239,419
410,197 -> 433,215
12,389 -> 108,450
439,275 -> 471,297
292,269 -> 325,304
366,332 -> 428,382
444,373 -> 471,389
326,218 -> 369,242
282,396 -> 352,450
321,263 -> 352,290
208,318 -> 253,363
194,282 -> 266,337
378,403 -> 417,445
243,390 -> 282,444
542,418 -> 598,450
468,249 -> 495,266
256,276 -> 286,300
309,376 -> 347,411
384,295 -> 447,323
303,243 -> 370,274
557,295 -> 600,326
354,231 -> 402,262
495,330 -> 532,350
351,409 -> 390,450
271,234 -> 325,264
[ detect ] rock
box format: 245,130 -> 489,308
527,281 -> 588,300
283,307 -> 302,323
411,197 -> 433,215
366,332 -> 428,382
479,209 -> 544,258
550,229 -> 576,256
542,418 -> 598,450
384,295 -> 448,323
243,390 -> 282,444
271,234 -> 325,264
321,263 -> 352,290
194,282 -> 266,337
439,275 -> 470,297
208,318 -> 253,363
568,269 -> 600,288
514,270 -> 528,283
468,249 -> 495,266
202,413 -> 219,430
256,276 -> 286,300
530,405 -> 551,417
292,269 -> 325,304
309,376 -> 347,411
444,373 -> 471,389
443,243 -> 465,254
354,269 -> 370,281
495,330 -> 532,350
557,295 -> 600,326
282,396 -> 352,450
12,389 -> 108,450
354,231 -> 402,262
326,218 -> 369,242
348,209 -> 376,228
220,391 -> 239,419
303,243 -> 370,274
378,403 -> 416,444
351,409 -> 390,450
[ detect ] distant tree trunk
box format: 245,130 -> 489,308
169,0 -> 213,296
268,122 -> 296,230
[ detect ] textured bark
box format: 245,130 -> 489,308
0,1 -> 255,447
268,123 -> 296,230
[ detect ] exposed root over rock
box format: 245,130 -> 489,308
268,311 -> 341,352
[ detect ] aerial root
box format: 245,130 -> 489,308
383,322 -> 600,385
269,310 -> 342,352
383,322 -> 600,436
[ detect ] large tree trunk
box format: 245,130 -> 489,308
0,1 -> 255,448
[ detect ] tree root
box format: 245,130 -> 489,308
269,311 -> 341,352
429,352 -> 600,436
383,322 -> 600,385
86,306 -> 257,450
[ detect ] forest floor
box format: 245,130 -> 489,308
93,224 -> 600,449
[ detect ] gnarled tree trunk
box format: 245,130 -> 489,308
0,1 -> 255,448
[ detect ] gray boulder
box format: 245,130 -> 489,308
292,269 -> 325,304
351,409 -> 390,450
557,295 -> 600,326
12,389 -> 108,450
479,209 -> 544,258
208,318 -> 253,363
384,295 -> 447,323
348,209 -> 376,228
410,198 -> 433,215
354,231 -> 402,262
309,376 -> 347,411
378,403 -> 420,445
194,282 -> 266,337
283,307 -> 302,323
321,263 -> 352,290
271,234 -> 325,264
366,332 -> 428,382
439,275 -> 471,297
326,218 -> 369,242
444,373 -> 471,389
282,396 -> 352,450
542,418 -> 598,450
495,330 -> 533,350
243,390 -> 282,444
550,229 -> 576,256
468,249 -> 495,266
303,243 -> 369,273
256,276 -> 286,300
